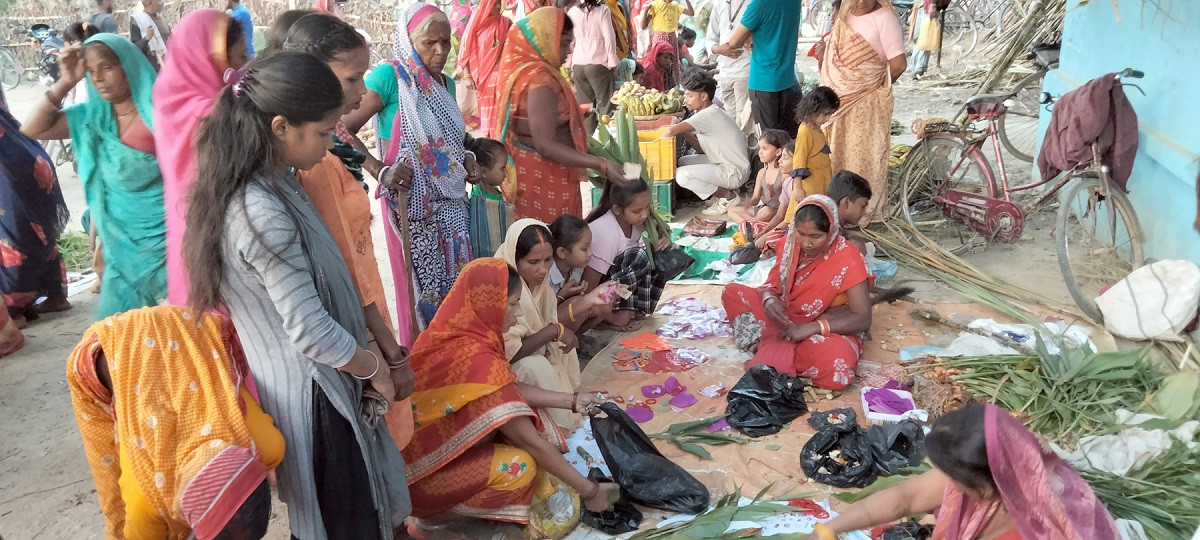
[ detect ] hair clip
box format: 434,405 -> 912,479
223,66 -> 254,98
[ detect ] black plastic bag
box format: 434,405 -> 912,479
800,408 -> 878,488
580,468 -> 643,534
879,519 -> 934,540
729,244 -> 761,265
654,248 -> 696,282
590,403 -> 710,513
867,418 -> 926,476
726,365 -> 809,437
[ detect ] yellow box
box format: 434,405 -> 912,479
637,128 -> 677,182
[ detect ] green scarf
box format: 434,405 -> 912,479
65,34 -> 166,319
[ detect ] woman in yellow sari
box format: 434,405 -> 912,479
66,306 -> 284,539
498,219 -> 582,429
403,258 -> 617,525
819,0 -> 906,224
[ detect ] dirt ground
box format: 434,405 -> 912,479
0,50 -> 1076,539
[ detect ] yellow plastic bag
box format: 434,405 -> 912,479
916,16 -> 941,51
526,471 -> 581,540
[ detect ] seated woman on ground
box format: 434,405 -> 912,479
403,258 -> 618,529
727,129 -> 793,252
549,214 -> 614,335
583,179 -> 675,330
66,306 -> 284,539
722,195 -> 871,390
498,219 -> 584,428
808,402 -> 1121,540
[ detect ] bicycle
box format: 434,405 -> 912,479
896,67 -> 1146,322
993,43 -> 1059,163
0,46 -> 21,91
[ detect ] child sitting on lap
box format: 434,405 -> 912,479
549,215 -> 615,334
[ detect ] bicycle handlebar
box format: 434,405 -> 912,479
1119,68 -> 1144,79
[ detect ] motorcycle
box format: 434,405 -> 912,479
26,23 -> 64,87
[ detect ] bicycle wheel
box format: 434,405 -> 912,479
997,70 -> 1044,163
941,5 -> 979,57
1056,173 -> 1144,323
899,134 -> 994,254
0,48 -> 20,91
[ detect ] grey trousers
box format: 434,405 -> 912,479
573,64 -> 617,119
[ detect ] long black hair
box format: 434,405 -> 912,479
586,178 -> 651,223
925,402 -> 995,492
794,85 -> 840,125
282,12 -> 366,62
549,215 -> 589,251
185,52 -> 344,312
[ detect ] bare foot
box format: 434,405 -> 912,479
90,279 -> 101,294
33,296 -> 71,314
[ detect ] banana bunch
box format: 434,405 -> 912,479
611,82 -> 684,117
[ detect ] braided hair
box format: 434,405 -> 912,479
282,13 -> 367,62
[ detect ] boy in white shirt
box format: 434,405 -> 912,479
661,69 -> 751,215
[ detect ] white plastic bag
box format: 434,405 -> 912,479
1096,260 -> 1200,342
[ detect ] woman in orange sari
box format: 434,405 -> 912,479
721,195 -> 872,390
403,258 -> 617,524
495,7 -> 626,222
458,0 -> 512,135
819,0 -> 906,224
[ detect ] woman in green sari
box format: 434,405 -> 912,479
22,34 -> 166,319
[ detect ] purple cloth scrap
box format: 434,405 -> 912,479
627,405 -> 654,423
707,418 -> 731,432
669,392 -> 697,408
864,388 -> 915,415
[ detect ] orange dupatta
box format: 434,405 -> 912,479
402,258 -> 559,483
493,7 -> 588,214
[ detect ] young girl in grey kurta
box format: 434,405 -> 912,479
182,52 -> 410,540
222,177 -> 410,539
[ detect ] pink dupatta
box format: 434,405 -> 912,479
153,10 -> 232,306
933,405 -> 1120,540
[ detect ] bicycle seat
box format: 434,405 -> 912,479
965,94 -> 1009,119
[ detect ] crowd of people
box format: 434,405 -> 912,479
0,0 -> 1124,538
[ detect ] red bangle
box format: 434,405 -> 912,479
818,320 -> 830,336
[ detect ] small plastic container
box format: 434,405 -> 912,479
859,387 -> 918,426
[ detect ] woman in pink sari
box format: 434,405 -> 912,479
810,402 -> 1120,540
153,10 -> 248,305
458,0 -> 512,136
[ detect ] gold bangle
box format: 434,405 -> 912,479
556,322 -> 565,341
568,303 -> 576,323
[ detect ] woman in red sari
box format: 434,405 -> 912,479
458,0 -> 511,135
809,402 -> 1120,540
403,258 -> 618,524
494,7 -> 625,222
721,195 -> 871,390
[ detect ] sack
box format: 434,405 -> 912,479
526,471 -> 581,540
1096,260 -> 1200,342
590,403 -> 710,513
729,244 -> 762,265
683,217 -> 728,237
580,468 -> 643,534
726,365 -> 809,437
916,15 -> 941,51
653,248 -> 696,282
866,419 -> 926,476
800,409 -> 877,488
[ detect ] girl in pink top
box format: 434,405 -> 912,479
153,10 -> 249,305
